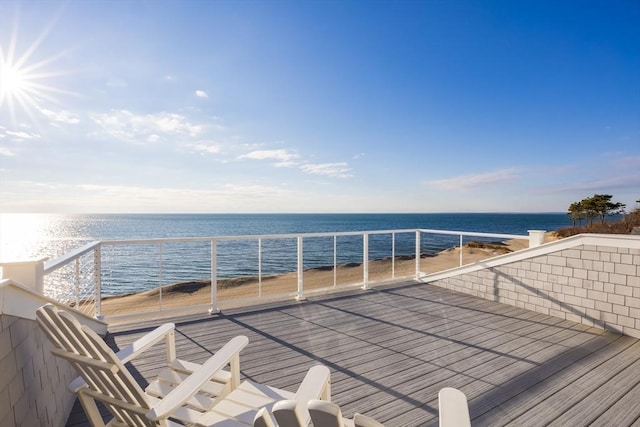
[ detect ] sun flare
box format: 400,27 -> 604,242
0,62 -> 27,102
0,47 -> 62,125
0,11 -> 74,127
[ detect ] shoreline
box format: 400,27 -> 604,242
99,234 -> 557,317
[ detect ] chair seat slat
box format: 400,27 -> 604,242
146,381 -> 216,412
170,359 -> 232,383
156,367 -> 228,397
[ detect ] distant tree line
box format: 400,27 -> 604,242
567,194 -> 626,227
556,194 -> 639,237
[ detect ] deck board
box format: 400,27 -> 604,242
66,281 -> 640,427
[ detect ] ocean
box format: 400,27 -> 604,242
0,213 -> 571,296
0,213 -> 571,260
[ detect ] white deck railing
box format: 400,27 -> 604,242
2,228 -> 539,322
43,241 -> 101,317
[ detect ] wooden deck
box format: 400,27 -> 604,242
66,281 -> 640,427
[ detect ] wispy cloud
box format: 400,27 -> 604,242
239,149 -> 299,167
239,148 -> 353,178
0,147 -> 15,156
611,155 -> 640,169
39,107 -> 80,125
425,168 -> 519,191
195,90 -> 208,98
6,130 -> 39,139
185,142 -> 221,154
300,162 -> 352,178
538,174 -> 640,193
539,155 -> 640,194
90,109 -> 203,143
1,126 -> 41,142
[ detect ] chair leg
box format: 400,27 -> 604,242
78,391 -> 107,427
230,353 -> 241,389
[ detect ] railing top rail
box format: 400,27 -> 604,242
99,229 -> 423,246
43,241 -> 101,274
418,229 -> 527,240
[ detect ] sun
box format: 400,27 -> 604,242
0,45 -> 63,125
0,10 -> 73,127
0,61 -> 28,104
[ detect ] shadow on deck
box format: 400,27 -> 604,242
66,281 -> 640,426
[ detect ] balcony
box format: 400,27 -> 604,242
66,280 -> 640,426
1,229 -> 638,426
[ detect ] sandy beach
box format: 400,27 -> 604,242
99,234 -> 557,318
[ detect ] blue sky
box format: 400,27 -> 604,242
0,0 -> 638,213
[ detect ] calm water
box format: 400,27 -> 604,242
0,213 -> 570,260
0,213 -> 571,296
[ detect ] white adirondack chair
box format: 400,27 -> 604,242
36,303 -> 248,426
268,399 -> 384,427
37,303 -> 333,427
438,387 -> 471,427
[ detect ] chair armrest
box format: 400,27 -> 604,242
116,322 -> 176,364
290,365 -> 331,425
146,335 -> 249,421
438,387 -> 470,427
69,323 -> 176,392
293,365 -> 331,404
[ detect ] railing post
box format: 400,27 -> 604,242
158,243 -> 164,311
415,231 -> 421,279
209,240 -> 219,314
528,230 -> 546,248
333,235 -> 337,287
0,257 -> 47,293
94,247 -> 102,319
297,236 -> 305,300
459,234 -> 464,266
74,258 -> 80,308
391,232 -> 396,278
258,238 -> 262,298
362,233 -> 369,290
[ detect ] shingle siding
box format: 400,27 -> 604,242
429,243 -> 640,339
0,314 -> 75,427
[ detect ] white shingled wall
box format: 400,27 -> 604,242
0,314 -> 76,427
427,240 -> 640,338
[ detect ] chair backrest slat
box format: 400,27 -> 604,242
79,322 -> 151,408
